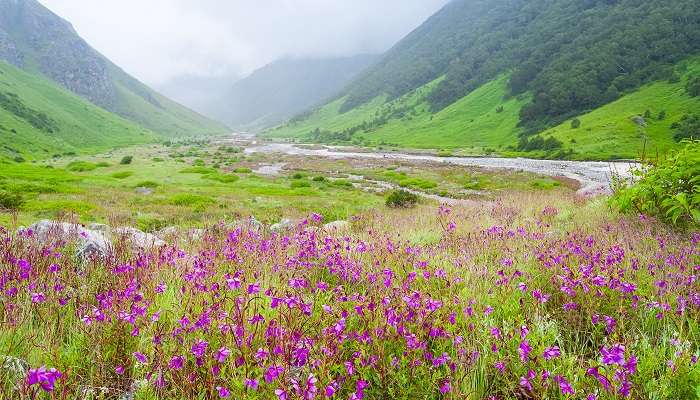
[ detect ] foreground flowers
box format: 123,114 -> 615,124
1,207 -> 699,399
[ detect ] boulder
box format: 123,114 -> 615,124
156,226 -> 179,240
270,218 -> 295,233
87,223 -> 108,232
25,220 -> 110,259
113,227 -> 166,250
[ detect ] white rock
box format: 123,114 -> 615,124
270,218 -> 295,233
25,220 -> 111,259
113,227 -> 166,250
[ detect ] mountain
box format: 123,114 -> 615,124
154,72 -> 240,119
0,60 -> 155,160
266,0 -> 700,160
0,0 -> 227,137
212,55 -> 378,131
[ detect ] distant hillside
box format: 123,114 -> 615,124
0,60 -> 154,160
212,55 -> 378,131
154,73 -> 240,121
0,0 -> 227,137
267,0 -> 700,160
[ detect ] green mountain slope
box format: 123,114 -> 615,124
0,60 -> 154,160
267,59 -> 700,159
0,0 -> 227,137
267,0 -> 700,160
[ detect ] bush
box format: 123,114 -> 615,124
290,181 -> 311,189
312,176 -> 327,182
170,193 -> 215,209
612,140 -> 699,226
672,114 -> 700,141
66,161 -> 98,172
111,171 -> 133,179
204,173 -> 239,184
686,77 -> 700,97
571,118 -> 581,129
386,190 -> 419,208
0,190 -> 24,210
233,167 -> 252,173
135,181 -> 159,189
96,162 -> 110,168
137,216 -> 168,233
657,110 -> 666,120
120,156 -> 133,165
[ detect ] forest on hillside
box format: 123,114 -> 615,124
340,0 -> 700,133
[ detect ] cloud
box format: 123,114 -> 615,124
40,0 -> 450,84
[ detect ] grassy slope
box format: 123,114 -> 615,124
0,61 -> 156,159
267,60 -> 700,160
267,75 -> 527,152
108,65 -> 230,137
540,60 -> 700,160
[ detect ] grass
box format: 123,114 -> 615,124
0,61 -> 156,160
1,191 -> 697,399
266,59 -> 700,160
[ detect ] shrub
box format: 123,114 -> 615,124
96,162 -> 110,168
111,171 -> 133,179
657,111 -> 666,120
204,173 -> 239,184
137,216 -> 168,233
135,181 -> 159,189
13,156 -> 25,163
290,181 -> 311,189
612,140 -> 699,226
686,76 -> 700,97
120,156 -> 133,165
291,173 -> 305,180
312,176 -> 327,182
386,190 -> 418,208
170,193 -> 215,209
66,161 -> 98,172
571,118 -> 581,129
233,167 -> 252,173
179,167 -> 216,174
672,114 -> 700,141
0,190 -> 24,210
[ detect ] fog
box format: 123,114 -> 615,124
40,0 -> 450,85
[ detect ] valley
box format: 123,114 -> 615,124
0,0 -> 698,399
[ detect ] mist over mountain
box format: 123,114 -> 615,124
0,0 -> 226,137
212,55 -> 378,131
154,73 -> 241,121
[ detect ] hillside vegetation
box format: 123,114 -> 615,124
0,0 -> 227,137
0,61 -> 155,160
267,0 -> 700,160
268,59 -> 700,159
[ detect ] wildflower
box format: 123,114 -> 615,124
133,352 -> 148,364
216,386 -> 231,398
31,292 -> 46,304
554,375 -> 575,395
601,344 -> 625,365
169,355 -> 185,370
215,347 -> 231,363
325,384 -> 336,397
247,282 -> 260,295
191,339 -> 208,358
265,365 -> 284,383
115,366 -> 125,375
519,340 -> 532,362
27,366 -> 62,392
439,379 -> 451,394
543,346 -> 561,360
244,378 -> 259,390
275,389 -> 288,400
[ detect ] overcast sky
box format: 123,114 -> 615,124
40,0 -> 450,85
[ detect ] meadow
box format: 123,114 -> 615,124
1,139 -> 698,399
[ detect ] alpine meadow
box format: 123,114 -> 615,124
0,0 -> 698,399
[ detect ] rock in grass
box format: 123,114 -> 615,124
113,227 -> 166,250
270,218 -> 295,233
24,220 -> 111,259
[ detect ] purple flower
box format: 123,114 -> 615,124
169,355 -> 185,370
31,292 -> 46,304
275,389 -> 288,400
439,379 -> 451,394
216,386 -> 230,398
215,347 -> 231,363
133,352 -> 148,364
27,366 -> 62,392
554,375 -> 575,395
191,340 -> 208,358
519,340 -> 532,362
264,365 -> 284,383
601,344 -> 625,365
247,282 -> 260,295
325,384 -> 336,397
543,346 -> 561,360
244,378 -> 259,390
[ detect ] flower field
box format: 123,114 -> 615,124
1,198 -> 699,399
